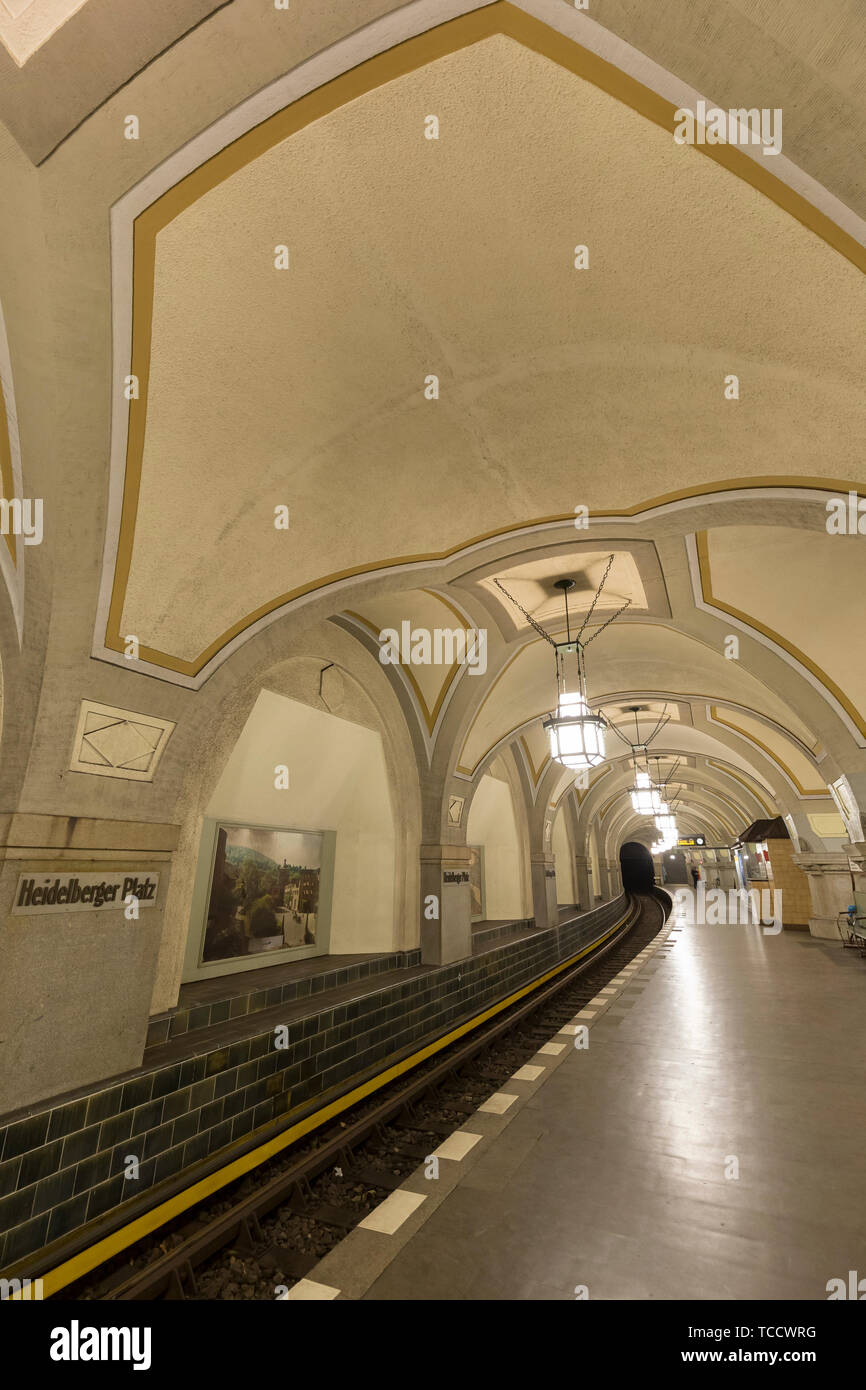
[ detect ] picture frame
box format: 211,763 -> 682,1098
182,818 -> 336,982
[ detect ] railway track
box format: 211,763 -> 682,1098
67,890 -> 669,1301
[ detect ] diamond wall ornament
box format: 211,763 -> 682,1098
70,701 -> 175,781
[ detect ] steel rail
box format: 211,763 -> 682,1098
91,892 -> 663,1301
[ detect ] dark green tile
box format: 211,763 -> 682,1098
205,1049 -> 230,1077
33,1167 -> 76,1217
189,1078 -> 215,1109
162,1088 -> 190,1122
86,1175 -> 126,1223
73,1151 -> 111,1195
172,1112 -> 198,1145
19,1139 -> 65,1187
151,1065 -> 181,1100
99,1110 -> 133,1149
85,1087 -> 123,1127
131,1099 -> 164,1135
0,1154 -> 23,1194
144,1122 -> 174,1159
4,1212 -> 50,1263
58,1126 -> 100,1170
0,1185 -> 35,1231
120,1076 -> 153,1112
5,1112 -> 50,1157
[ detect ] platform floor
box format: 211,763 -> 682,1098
360,915 -> 866,1301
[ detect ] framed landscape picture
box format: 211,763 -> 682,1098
183,820 -> 335,981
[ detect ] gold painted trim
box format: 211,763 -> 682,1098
519,733 -> 549,787
708,704 -> 825,797
706,758 -> 775,816
343,596 -> 464,737
107,0 -> 866,677
0,380 -> 16,563
696,531 -> 866,739
22,902 -> 629,1298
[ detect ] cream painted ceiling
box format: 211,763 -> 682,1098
457,623 -> 816,774
0,0 -> 87,67
114,27 -> 866,672
479,551 -> 645,633
702,526 -> 866,736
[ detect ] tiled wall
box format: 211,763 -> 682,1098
0,898 -> 624,1275
145,950 -> 422,1049
765,841 -> 812,925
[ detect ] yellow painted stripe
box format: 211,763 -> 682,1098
21,906 -> 631,1298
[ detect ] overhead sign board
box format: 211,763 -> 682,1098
12,872 -> 159,915
677,837 -> 705,847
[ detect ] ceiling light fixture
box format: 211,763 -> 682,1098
495,557 -> 631,772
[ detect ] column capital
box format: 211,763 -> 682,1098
420,843 -> 472,865
530,850 -> 555,867
793,852 -> 851,875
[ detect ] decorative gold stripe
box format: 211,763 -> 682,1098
519,733 -> 548,787
21,902 -> 629,1298
708,704 -> 825,797
706,758 -> 775,816
0,380 -> 16,563
343,601 -> 463,736
696,531 -> 865,740
106,0 -> 866,676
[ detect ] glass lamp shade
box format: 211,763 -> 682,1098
543,690 -> 607,770
651,833 -> 677,854
655,813 -> 678,836
630,771 -> 663,815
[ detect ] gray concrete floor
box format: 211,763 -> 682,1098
364,919 -> 866,1300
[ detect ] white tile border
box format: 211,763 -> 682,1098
359,1190 -> 427,1235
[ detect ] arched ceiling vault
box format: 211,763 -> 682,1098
89,0 -> 866,759
3,0 -> 860,855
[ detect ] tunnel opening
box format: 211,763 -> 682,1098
619,840 -> 655,894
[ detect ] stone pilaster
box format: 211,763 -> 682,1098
574,853 -> 590,911
0,814 -> 178,1114
530,850 -> 559,930
601,858 -> 620,900
419,844 -> 473,965
792,852 -> 856,941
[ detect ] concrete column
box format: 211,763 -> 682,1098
419,844 -> 473,965
530,850 -> 559,930
599,858 -> 618,900
574,853 -> 590,911
792,852 -> 856,940
0,813 -> 178,1114
606,857 -> 622,897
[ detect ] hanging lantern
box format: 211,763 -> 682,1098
630,769 -> 664,815
543,688 -> 607,770
541,581 -> 610,771
494,563 -> 631,776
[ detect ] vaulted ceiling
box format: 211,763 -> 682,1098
1,0 -> 865,855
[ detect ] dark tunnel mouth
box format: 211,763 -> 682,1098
619,840 -> 656,893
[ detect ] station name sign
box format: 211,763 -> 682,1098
12,872 -> 159,915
